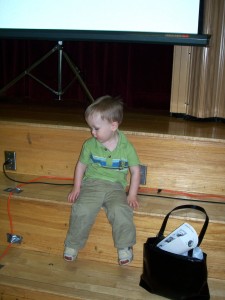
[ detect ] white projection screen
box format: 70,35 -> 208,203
0,0 -> 209,45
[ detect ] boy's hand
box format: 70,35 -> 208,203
127,194 -> 139,209
67,187 -> 80,203
127,165 -> 140,209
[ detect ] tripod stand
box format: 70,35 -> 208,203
0,41 -> 94,102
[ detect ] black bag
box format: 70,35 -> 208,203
139,205 -> 210,299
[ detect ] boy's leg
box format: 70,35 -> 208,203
103,183 -> 136,249
64,180 -> 103,251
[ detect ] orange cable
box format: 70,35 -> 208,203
138,186 -> 225,201
0,175 -> 73,261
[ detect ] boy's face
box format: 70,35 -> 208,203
86,112 -> 118,144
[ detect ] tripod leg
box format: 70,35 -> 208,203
63,52 -> 94,103
0,71 -> 28,94
58,42 -> 63,100
1,42 -> 94,103
0,45 -> 59,94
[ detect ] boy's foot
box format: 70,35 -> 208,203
64,247 -> 78,261
118,247 -> 133,265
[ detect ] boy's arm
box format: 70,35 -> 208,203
127,165 -> 141,209
68,161 -> 87,203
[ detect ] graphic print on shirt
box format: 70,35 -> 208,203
90,154 -> 128,170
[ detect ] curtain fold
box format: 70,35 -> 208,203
187,0 -> 225,118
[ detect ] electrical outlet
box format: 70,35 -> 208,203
4,151 -> 16,170
140,164 -> 147,185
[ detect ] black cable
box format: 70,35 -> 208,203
3,160 -> 225,205
3,161 -> 73,186
138,190 -> 225,205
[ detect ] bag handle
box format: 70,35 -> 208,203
157,205 -> 209,246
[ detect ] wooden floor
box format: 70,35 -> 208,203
0,99 -> 225,141
0,246 -> 163,300
0,247 -> 224,300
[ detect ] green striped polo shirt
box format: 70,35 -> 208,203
79,130 -> 140,188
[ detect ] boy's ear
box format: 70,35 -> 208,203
111,121 -> 119,131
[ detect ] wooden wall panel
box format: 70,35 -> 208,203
0,123 -> 91,178
1,122 -> 225,196
127,132 -> 225,196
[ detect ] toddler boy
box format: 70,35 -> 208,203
64,95 -> 140,265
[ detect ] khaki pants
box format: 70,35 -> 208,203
65,179 -> 136,250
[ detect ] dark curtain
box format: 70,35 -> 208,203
0,39 -> 173,110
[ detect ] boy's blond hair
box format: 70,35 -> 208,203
85,95 -> 123,124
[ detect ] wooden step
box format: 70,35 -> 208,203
0,246 -> 158,300
0,247 -> 225,300
1,173 -> 225,279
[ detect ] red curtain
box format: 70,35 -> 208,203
0,39 -> 173,110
